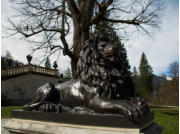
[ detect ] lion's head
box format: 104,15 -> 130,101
77,36 -> 126,99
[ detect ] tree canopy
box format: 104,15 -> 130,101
5,0 -> 164,77
92,19 -> 135,97
2,51 -> 24,70
168,61 -> 179,79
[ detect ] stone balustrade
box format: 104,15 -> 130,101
2,64 -> 59,78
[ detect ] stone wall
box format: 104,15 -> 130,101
2,73 -> 65,106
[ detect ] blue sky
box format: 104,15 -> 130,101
1,0 -> 179,75
126,0 -> 179,75
169,0 -> 178,7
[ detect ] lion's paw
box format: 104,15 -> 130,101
121,100 -> 147,122
38,103 -> 62,112
124,104 -> 141,121
131,97 -> 150,114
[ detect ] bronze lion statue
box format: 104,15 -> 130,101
23,36 -> 149,121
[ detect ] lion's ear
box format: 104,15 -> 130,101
49,83 -> 55,89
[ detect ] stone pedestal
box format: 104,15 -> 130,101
3,110 -> 162,134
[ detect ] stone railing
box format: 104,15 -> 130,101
2,64 -> 59,78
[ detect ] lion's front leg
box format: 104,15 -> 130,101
23,101 -> 62,112
115,99 -> 144,121
88,96 -> 149,121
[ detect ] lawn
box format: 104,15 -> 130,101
1,106 -> 179,134
1,106 -> 22,118
151,107 -> 179,134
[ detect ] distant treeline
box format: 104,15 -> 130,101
1,56 -> 24,70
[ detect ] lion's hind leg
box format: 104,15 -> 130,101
23,83 -> 62,112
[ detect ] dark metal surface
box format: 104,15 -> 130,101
23,37 -> 150,122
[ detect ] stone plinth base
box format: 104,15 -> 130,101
10,110 -> 154,130
3,110 -> 162,134
3,118 -> 161,134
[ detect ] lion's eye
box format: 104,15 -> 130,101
101,44 -> 105,48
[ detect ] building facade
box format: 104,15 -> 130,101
2,64 -> 67,106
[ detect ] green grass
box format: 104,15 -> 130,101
1,106 -> 179,134
151,107 -> 179,134
1,106 -> 22,118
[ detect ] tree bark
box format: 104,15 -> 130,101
71,19 -> 90,78
69,0 -> 95,78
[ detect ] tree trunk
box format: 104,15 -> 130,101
71,20 -> 90,78
67,0 -> 95,78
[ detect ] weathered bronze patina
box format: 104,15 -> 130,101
23,36 -> 149,122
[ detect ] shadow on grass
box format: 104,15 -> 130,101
155,108 -> 179,116
160,111 -> 179,116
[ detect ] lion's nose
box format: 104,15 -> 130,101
108,45 -> 118,52
108,47 -> 113,51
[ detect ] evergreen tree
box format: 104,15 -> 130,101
1,56 -> 24,70
6,50 -> 13,60
92,20 -> 135,97
5,51 -> 14,68
133,66 -> 138,76
92,18 -> 115,39
45,58 -> 51,69
1,57 -> 9,70
132,66 -> 140,96
139,52 -> 153,99
64,67 -> 72,79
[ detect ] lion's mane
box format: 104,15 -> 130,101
77,37 -> 125,99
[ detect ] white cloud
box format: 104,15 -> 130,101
1,0 -> 71,73
1,1 -> 179,75
126,2 -> 179,75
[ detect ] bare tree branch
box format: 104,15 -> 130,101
4,0 -> 164,77
90,0 -> 113,25
66,0 -> 79,18
103,18 -> 140,25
